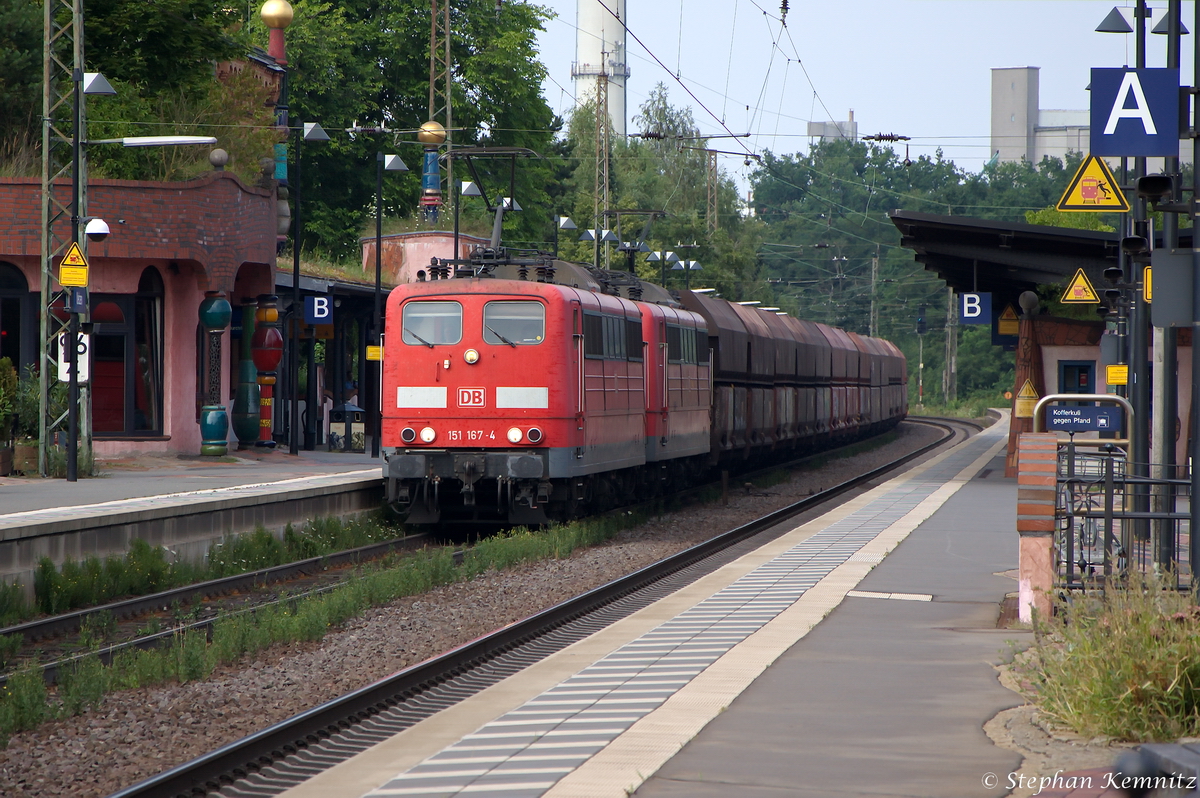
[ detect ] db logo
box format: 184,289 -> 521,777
458,388 -> 485,407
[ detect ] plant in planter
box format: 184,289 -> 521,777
10,366 -> 67,475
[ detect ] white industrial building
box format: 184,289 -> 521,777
990,66 -> 1190,168
572,0 -> 630,137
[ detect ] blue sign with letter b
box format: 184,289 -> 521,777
305,295 -> 333,325
959,292 -> 991,325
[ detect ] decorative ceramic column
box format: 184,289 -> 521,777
230,300 -> 261,447
251,294 -> 284,447
198,291 -> 232,456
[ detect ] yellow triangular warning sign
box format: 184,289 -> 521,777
1056,155 -> 1129,212
60,242 -> 88,267
1060,268 -> 1101,304
1014,378 -> 1039,418
998,304 -> 1019,336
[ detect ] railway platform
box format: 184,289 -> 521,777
273,414 -> 1028,798
0,448 -> 383,594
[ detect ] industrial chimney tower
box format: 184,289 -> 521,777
572,0 -> 629,137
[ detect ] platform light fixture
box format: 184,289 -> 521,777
371,152 -> 408,458
553,215 -> 576,256
1096,7 -> 1133,33
289,120 -> 331,454
62,70 -> 218,480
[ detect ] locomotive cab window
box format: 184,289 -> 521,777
402,301 -> 462,346
583,312 -> 631,360
666,324 -> 699,364
483,301 -> 544,345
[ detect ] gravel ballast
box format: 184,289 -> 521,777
0,422 -> 946,798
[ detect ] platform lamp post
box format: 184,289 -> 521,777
1190,0 -> 1200,586
61,70 -> 216,480
62,70 -> 115,482
646,250 -> 678,285
287,120 -> 330,455
554,216 -> 576,257
1098,2 -> 1154,541
372,153 -> 409,458
672,260 -> 702,291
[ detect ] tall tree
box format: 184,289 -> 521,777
0,0 -> 41,156
240,0 -> 560,259
557,84 -> 764,298
751,139 -> 1082,396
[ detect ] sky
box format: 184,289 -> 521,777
532,0 -> 1192,188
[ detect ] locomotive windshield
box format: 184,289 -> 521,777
402,301 -> 462,346
483,301 -> 544,345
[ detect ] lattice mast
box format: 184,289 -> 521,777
706,150 -> 718,233
429,0 -> 452,211
39,0 -> 90,475
593,60 -> 610,269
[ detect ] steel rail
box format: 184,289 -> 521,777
6,417 -> 972,687
7,417 -> 974,648
1,533 -> 432,645
107,416 -> 966,798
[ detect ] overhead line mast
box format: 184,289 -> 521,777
594,53 -> 610,269
429,0 -> 452,215
40,0 -> 90,476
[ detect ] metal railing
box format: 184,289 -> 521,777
1056,439 -> 1192,591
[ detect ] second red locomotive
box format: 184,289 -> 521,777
382,259 -> 906,524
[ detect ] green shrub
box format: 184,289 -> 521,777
0,667 -> 47,745
56,653 -> 106,717
0,635 -> 21,669
0,581 -> 28,627
1022,578 -> 1200,741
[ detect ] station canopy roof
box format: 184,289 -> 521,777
888,209 -> 1146,295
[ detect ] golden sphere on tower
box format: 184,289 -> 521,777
260,0 -> 294,29
418,120 -> 447,145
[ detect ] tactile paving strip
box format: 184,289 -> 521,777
357,427 -> 1004,798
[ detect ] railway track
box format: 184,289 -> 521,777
2,418 -> 975,685
0,533 -> 435,682
103,415 -> 977,798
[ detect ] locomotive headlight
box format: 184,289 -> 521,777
464,348 -> 480,364
401,427 -> 417,444
506,427 -> 523,444
419,426 -> 437,443
527,427 -> 543,444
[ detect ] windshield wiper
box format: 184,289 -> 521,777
404,327 -> 435,348
486,325 -> 518,348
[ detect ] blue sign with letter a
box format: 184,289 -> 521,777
1090,68 -> 1180,157
304,295 -> 333,325
958,292 -> 991,325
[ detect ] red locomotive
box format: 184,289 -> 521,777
382,259 -> 906,525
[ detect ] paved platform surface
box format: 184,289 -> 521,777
274,416 -> 1030,798
634,443 -> 1023,797
0,448 -> 381,516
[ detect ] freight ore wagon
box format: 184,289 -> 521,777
381,259 -> 906,524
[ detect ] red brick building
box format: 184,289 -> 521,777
0,170 -> 277,456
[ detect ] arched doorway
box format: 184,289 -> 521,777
0,262 -> 32,371
93,267 -> 165,436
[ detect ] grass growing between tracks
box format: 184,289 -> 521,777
0,511 -> 640,746
1017,575 -> 1200,742
16,513 -> 405,620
